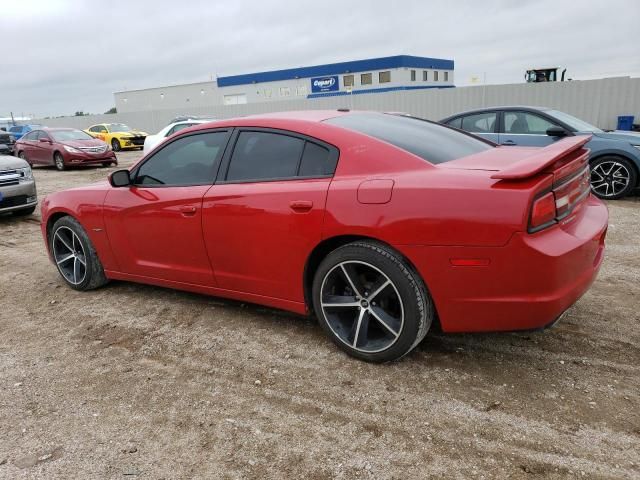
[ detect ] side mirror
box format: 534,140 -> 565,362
109,169 -> 132,187
39,137 -> 51,143
546,126 -> 568,137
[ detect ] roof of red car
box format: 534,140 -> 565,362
234,109 -> 355,123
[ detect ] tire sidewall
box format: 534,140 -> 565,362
590,156 -> 637,200
312,242 -> 431,362
50,216 -> 104,291
54,153 -> 65,171
111,139 -> 121,152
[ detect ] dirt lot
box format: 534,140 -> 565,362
1,150 -> 639,479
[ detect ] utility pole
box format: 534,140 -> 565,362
10,112 -> 15,126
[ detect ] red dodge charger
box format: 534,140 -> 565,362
40,111 -> 608,362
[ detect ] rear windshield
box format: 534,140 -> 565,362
325,113 -> 493,164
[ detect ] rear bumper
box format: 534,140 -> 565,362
398,195 -> 608,332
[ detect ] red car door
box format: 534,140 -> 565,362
19,131 -> 38,163
103,130 -> 231,285
33,131 -> 54,164
201,129 -> 339,302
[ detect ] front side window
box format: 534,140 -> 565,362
361,73 -> 372,85
343,75 -> 354,87
135,132 -> 228,186
226,131 -> 304,182
89,126 -> 101,133
23,131 -> 37,141
380,71 -> 391,83
325,113 -> 493,165
461,112 -> 497,133
446,117 -> 462,129
504,112 -> 557,134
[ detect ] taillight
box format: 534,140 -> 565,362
530,192 -> 556,231
528,166 -> 591,233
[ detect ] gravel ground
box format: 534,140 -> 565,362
1,151 -> 639,479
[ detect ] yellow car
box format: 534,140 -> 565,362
85,123 -> 148,152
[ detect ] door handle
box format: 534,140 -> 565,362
179,205 -> 197,216
289,200 -> 313,212
501,140 -> 516,146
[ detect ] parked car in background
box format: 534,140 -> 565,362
169,115 -> 214,124
440,106 -> 640,199
15,128 -> 117,171
8,124 -> 45,141
84,123 -> 148,152
143,119 -> 216,155
40,111 -> 607,362
0,152 -> 37,216
0,129 -> 16,154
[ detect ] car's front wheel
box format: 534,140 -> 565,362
590,156 -> 637,199
54,152 -> 66,171
18,151 -> 31,166
50,216 -> 108,291
312,241 -> 433,362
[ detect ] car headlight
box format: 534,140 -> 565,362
18,166 -> 33,181
63,145 -> 80,153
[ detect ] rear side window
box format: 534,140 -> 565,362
446,117 -> 462,129
326,113 -> 493,164
461,112 -> 497,133
226,131 -> 304,181
299,142 -> 335,177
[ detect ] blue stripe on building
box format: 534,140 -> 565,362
217,55 -> 454,87
306,84 -> 455,99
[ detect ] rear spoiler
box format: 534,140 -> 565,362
491,135 -> 591,180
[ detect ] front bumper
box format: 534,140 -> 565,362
398,195 -> 608,333
62,151 -> 118,166
0,180 -> 37,213
119,136 -> 145,148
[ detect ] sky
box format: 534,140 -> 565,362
1,0 -> 639,118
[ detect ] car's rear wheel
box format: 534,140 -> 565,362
54,152 -> 66,171
50,216 -> 108,291
590,156 -> 637,199
111,139 -> 121,152
101,162 -> 111,168
312,241 -> 433,362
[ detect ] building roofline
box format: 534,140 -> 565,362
217,55 -> 454,87
114,80 -> 217,95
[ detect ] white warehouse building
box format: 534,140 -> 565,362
114,55 -> 455,113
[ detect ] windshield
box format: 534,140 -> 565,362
548,110 -> 602,133
109,123 -> 131,132
325,113 -> 494,164
50,130 -> 94,142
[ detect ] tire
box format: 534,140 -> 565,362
101,162 -> 111,168
312,241 -> 433,362
50,216 -> 108,291
18,151 -> 31,166
111,139 -> 121,152
13,206 -> 36,216
590,156 -> 637,200
54,152 -> 66,171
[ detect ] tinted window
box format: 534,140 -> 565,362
226,131 -> 304,182
504,112 -> 557,134
23,131 -> 37,141
325,113 -> 493,164
461,112 -> 497,133
9,126 -> 21,133
446,117 -> 462,129
135,132 -> 228,186
299,142 -> 336,177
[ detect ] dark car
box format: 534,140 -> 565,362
15,128 -> 118,171
0,129 -> 16,155
440,106 -> 640,199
